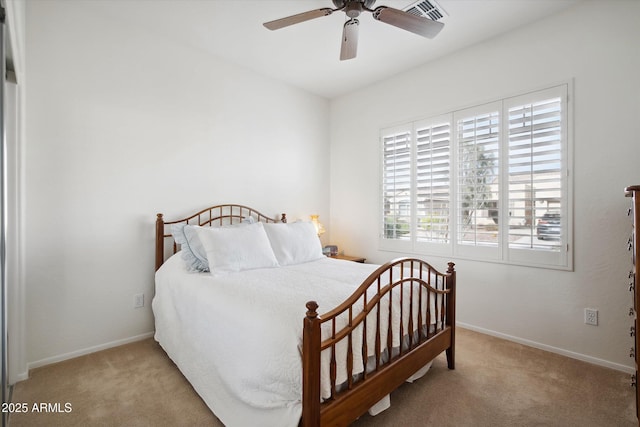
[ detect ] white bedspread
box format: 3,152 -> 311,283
153,254 -> 436,427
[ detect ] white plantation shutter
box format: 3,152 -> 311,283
382,126 -> 412,243
379,84 -> 571,270
455,103 -> 501,259
505,85 -> 569,267
415,118 -> 451,245
508,98 -> 562,248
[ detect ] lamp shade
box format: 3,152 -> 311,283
310,215 -> 325,237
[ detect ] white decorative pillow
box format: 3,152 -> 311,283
241,216 -> 256,225
171,223 -> 209,272
195,221 -> 279,276
171,216 -> 258,272
263,221 -> 324,266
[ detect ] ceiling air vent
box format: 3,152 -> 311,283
403,0 -> 448,22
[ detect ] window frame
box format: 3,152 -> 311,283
502,85 -> 571,268
379,82 -> 573,270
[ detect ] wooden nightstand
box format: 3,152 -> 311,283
330,254 -> 366,263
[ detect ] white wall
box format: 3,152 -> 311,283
24,0 -> 329,367
329,0 -> 640,370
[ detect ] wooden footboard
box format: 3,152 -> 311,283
302,258 -> 456,427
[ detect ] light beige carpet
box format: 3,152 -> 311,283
9,328 -> 637,426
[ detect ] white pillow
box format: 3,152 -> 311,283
195,221 -> 279,276
171,217 -> 257,272
171,223 -> 209,272
263,221 -> 324,266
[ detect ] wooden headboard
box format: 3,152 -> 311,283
155,204 -> 286,271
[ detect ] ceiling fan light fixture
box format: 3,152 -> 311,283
345,2 -> 363,18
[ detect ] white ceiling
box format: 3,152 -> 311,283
95,0 -> 583,99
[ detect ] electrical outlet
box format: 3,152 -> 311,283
585,308 -> 598,326
134,293 -> 144,309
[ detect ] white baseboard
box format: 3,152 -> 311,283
457,322 -> 635,375
11,372 -> 28,384
26,331 -> 155,373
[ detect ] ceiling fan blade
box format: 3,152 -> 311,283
373,6 -> 444,39
340,18 -> 359,61
264,8 -> 334,30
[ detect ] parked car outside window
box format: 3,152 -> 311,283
536,212 -> 561,240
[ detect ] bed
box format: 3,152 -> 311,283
153,204 -> 456,427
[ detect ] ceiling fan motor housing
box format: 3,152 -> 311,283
332,0 -> 377,11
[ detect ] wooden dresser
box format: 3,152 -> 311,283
626,185 -> 640,422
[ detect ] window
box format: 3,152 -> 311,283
415,118 -> 451,246
382,126 -> 412,242
455,104 -> 501,259
380,84 -> 571,269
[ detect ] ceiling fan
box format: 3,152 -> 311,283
263,0 -> 445,61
